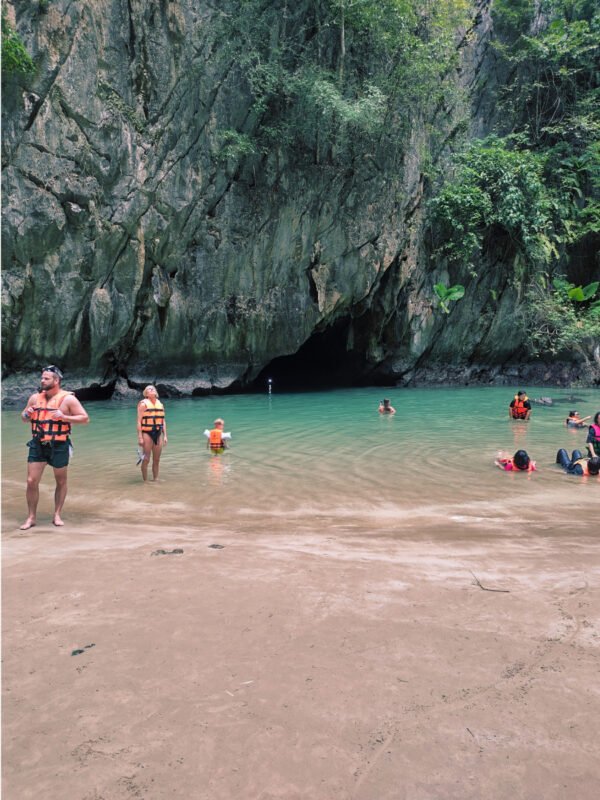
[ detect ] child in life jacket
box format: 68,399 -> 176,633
495,449 -> 537,472
203,418 -> 232,453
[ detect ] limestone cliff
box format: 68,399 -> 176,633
1,0 -> 594,401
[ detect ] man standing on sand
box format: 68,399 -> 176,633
19,366 -> 89,530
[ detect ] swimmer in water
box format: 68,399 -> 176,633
585,412 -> 600,458
495,449 -> 537,472
556,449 -> 600,476
509,391 -> 531,420
565,411 -> 591,428
378,398 -> 396,415
204,418 -> 232,453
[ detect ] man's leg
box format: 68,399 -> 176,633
52,466 -> 68,526
20,461 -> 46,529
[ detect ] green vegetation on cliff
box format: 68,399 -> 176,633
218,0 -> 471,165
1,10 -> 35,78
431,0 -> 599,367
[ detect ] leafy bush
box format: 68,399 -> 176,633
2,12 -> 35,77
216,0 -> 472,165
429,137 -> 554,272
217,130 -> 258,162
526,276 -> 600,370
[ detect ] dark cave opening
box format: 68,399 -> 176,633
73,381 -> 116,401
250,318 -> 388,392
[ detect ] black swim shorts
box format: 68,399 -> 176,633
27,439 -> 71,469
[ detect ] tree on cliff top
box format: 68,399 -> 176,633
218,0 -> 472,166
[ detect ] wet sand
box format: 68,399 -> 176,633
3,519 -> 600,800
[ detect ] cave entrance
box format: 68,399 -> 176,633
251,318 -> 373,391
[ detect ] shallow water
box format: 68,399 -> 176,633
2,386 -> 598,537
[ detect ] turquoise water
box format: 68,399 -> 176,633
2,386 -> 598,536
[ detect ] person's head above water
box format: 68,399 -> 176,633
568,410 -> 579,418
594,412 -> 600,426
513,450 -> 530,470
588,457 -> 600,476
382,399 -> 391,406
214,418 -> 224,428
517,390 -> 527,398
143,385 -> 159,399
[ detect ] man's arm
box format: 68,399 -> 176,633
20,393 -> 39,422
51,394 -> 89,425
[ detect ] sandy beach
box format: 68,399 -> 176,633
3,518 -> 599,800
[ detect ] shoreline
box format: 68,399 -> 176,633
2,362 -> 597,407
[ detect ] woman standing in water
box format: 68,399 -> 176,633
137,385 -> 167,481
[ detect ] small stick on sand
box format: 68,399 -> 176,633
470,571 -> 510,593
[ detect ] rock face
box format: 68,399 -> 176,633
0,1 -> 592,401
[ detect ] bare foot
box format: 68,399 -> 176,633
53,514 -> 65,527
19,518 -> 36,531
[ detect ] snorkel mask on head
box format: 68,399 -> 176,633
42,365 -> 64,379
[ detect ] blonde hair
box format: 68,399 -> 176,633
143,385 -> 159,398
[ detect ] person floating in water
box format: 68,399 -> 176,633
137,385 -> 167,481
20,365 -> 90,529
495,450 -> 537,472
556,449 -> 600,477
565,410 -> 591,428
509,391 -> 531,420
586,412 -> 600,458
378,398 -> 396,415
204,418 -> 232,453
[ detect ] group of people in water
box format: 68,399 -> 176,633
498,390 -> 600,477
136,385 -> 232,479
17,368 -> 229,530
16,370 -> 600,530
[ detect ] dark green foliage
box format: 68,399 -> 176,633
215,1 -> 471,166
491,0 -> 535,39
2,11 -> 35,78
432,0 -> 599,349
527,276 -> 600,363
429,137 -> 554,273
492,0 -> 600,149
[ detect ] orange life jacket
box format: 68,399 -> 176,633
209,428 -> 224,449
140,399 -> 165,434
30,390 -> 72,442
511,395 -> 529,419
572,458 -> 591,476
